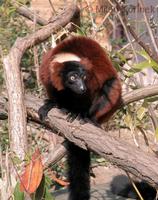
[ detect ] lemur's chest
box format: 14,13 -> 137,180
56,90 -> 92,112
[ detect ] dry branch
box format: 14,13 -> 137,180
3,50 -> 28,160
15,4 -> 48,25
1,83 -> 158,167
2,4 -> 80,159
44,142 -> 67,168
24,94 -> 158,188
122,84 -> 158,105
5,95 -> 158,188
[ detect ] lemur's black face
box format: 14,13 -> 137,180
61,61 -> 87,95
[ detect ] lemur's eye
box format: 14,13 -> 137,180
70,75 -> 76,81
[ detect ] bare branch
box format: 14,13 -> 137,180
15,4 -> 48,25
48,0 -> 57,15
44,142 -> 67,168
1,81 -> 158,186
1,83 -> 158,166
2,4 -> 80,160
25,94 -> 158,188
122,84 -> 158,106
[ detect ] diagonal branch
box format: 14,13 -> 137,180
15,4 -> 48,25
25,94 -> 158,188
1,83 -> 158,167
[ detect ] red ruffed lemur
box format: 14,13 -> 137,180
38,36 -> 122,200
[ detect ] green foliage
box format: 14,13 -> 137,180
14,182 -> 24,200
112,52 -> 127,72
0,0 -> 32,89
111,37 -> 127,47
127,50 -> 158,76
91,153 -> 108,166
0,0 -> 29,51
122,101 -> 151,135
0,0 -> 39,90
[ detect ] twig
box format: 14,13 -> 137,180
139,0 -> 158,54
126,172 -> 144,200
96,8 -> 114,32
127,25 -> 153,58
33,12 -> 40,88
84,0 -> 96,34
48,0 -> 56,15
108,0 -> 138,62
44,142 -> 67,168
117,11 -> 138,63
118,31 -> 146,52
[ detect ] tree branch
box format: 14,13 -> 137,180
122,84 -> 158,105
15,4 -> 48,25
2,3 -> 80,159
25,94 -> 158,188
1,83 -> 158,165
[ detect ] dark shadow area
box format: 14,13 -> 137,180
110,175 -> 157,200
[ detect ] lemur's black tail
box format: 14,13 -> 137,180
111,175 -> 157,200
67,141 -> 90,200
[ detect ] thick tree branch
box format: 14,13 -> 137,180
1,85 -> 158,186
1,84 -> 158,119
2,4 -> 80,159
25,95 -> 158,188
1,83 -> 158,166
13,4 -> 79,56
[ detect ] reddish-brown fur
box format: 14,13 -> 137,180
39,36 -> 121,122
